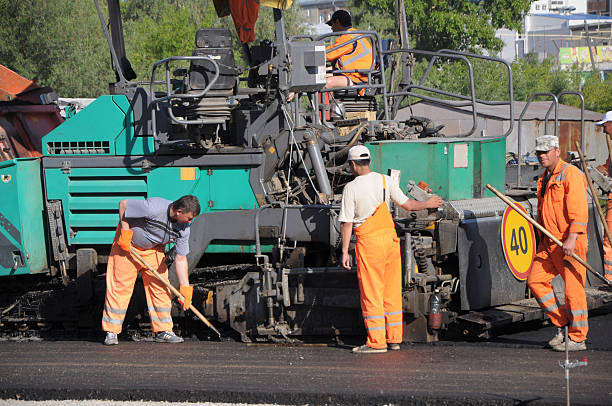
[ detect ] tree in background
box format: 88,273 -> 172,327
580,74 -> 612,113
121,0 -> 217,81
350,0 -> 532,53
0,0 -> 113,97
0,0 -> 305,97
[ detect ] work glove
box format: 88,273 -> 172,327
178,285 -> 193,310
117,228 -> 133,252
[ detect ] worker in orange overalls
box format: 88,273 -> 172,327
339,145 -> 442,353
324,10 -> 373,90
527,135 -> 589,352
595,111 -> 612,283
101,195 -> 200,345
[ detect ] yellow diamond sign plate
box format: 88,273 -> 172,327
501,204 -> 536,281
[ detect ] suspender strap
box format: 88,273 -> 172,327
382,174 -> 386,202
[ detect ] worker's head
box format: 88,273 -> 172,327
347,145 -> 370,174
171,195 -> 201,224
596,111 -> 612,136
326,10 -> 351,32
535,135 -> 560,170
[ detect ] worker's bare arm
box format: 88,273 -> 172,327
174,254 -> 190,286
341,222 -> 353,270
118,199 -> 130,230
400,195 -> 443,211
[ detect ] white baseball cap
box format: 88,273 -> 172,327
596,111 -> 612,125
347,145 -> 371,161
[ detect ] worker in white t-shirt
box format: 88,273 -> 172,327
338,145 -> 442,353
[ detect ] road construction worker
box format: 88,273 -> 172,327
325,10 -> 373,90
102,195 -> 200,345
339,145 -> 442,353
595,111 -> 612,283
528,135 -> 589,351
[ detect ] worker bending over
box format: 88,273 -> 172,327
325,10 -> 373,90
339,145 -> 442,353
595,111 -> 612,282
102,195 -> 200,345
528,135 -> 589,351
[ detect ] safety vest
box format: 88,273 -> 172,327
326,28 -> 373,84
536,159 -> 588,244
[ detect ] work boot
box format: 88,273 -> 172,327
552,338 -> 587,352
548,327 -> 564,347
352,344 -> 387,354
155,331 -> 184,343
388,343 -> 401,351
104,332 -> 118,346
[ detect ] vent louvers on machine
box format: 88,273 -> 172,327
47,141 -> 110,155
66,175 -> 147,245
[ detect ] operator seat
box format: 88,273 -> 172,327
331,38 -> 391,100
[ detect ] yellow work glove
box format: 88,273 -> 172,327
117,228 -> 133,252
178,285 -> 193,310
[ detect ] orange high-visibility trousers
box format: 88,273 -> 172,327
102,229 -> 173,334
527,240 -> 589,343
603,193 -> 612,281
354,202 -> 402,349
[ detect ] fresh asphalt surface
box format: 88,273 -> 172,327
1,306 -> 611,405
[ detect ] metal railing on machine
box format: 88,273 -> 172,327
383,48 -> 515,138
513,91 -> 585,189
149,55 -> 221,143
305,30 -> 389,125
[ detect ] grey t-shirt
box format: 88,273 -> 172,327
124,197 -> 191,256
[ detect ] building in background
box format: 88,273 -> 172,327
496,0 -> 612,72
297,0 -> 347,35
588,0 -> 611,15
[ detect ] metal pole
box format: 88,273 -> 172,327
565,326 -> 570,406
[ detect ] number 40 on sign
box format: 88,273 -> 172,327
501,204 -> 536,280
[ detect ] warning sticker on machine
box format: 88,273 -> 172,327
317,65 -> 326,84
501,204 -> 536,280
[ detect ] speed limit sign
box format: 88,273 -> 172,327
501,204 -> 536,280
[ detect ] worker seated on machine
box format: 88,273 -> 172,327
324,10 -> 373,93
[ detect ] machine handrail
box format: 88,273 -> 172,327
384,48 -> 478,138
314,30 -> 389,121
438,49 -> 514,139
557,91 -> 585,152
149,55 -> 221,141
515,93 -> 559,188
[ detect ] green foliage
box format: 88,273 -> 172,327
580,74 -> 612,112
350,0 -> 532,53
407,53 -> 588,108
0,0 -> 113,97
122,0 -> 216,82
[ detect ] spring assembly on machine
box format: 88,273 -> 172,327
412,238 -> 429,274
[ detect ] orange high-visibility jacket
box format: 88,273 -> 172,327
536,159 -> 588,243
326,28 -> 373,84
